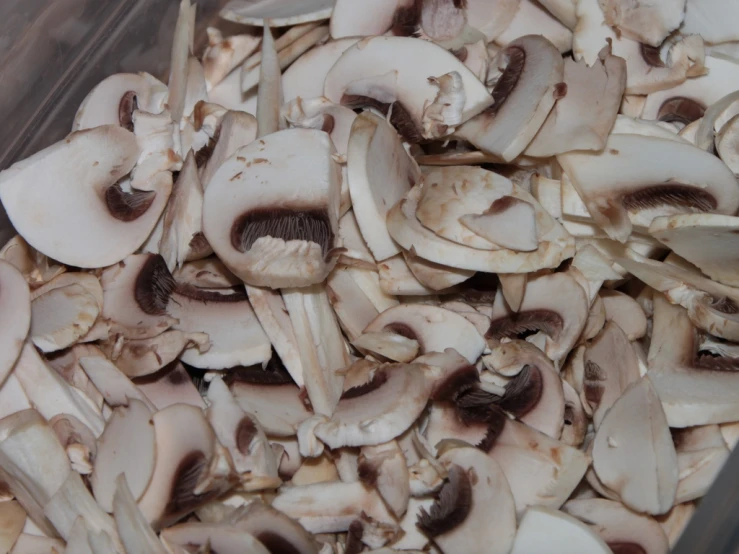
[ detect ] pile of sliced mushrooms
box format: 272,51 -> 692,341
3,0 -> 739,552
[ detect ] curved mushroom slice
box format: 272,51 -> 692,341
0,261 -> 30,385
378,254 -> 446,296
600,289 -> 648,340
73,73 -> 168,131
78,356 -> 156,411
228,501 -> 320,554
495,0 -> 573,52
92,399 -> 156,514
161,522 -> 270,554
337,210 -> 378,270
130,110 -> 181,191
137,404 -> 233,529
200,111 -> 258,192
417,445 -> 516,554
464,0 -> 520,41
30,283 -> 99,354
582,321 -> 641,429
220,0 -> 334,26
0,500 -> 25,553
563,498 -> 670,554
0,126 -> 174,268
364,303 -> 486,364
327,269 -> 383,341
173,257 -> 241,289
353,332 -> 420,363
440,301 -> 492,336
672,424 -> 730,503
358,440 -> 410,517
405,251 -> 476,291
168,285 -> 271,370
282,38 -> 357,102
557,133 -> 739,243
510,506 -> 612,554
649,214 -> 739,287
113,475 -> 169,554
592,376 -> 678,515
387,173 -> 574,274
202,30 -> 262,91
488,272 -> 589,363
330,0 -> 402,38
255,22 -> 284,139
717,113 -> 739,173
456,35 -> 564,161
681,0 -> 739,45
599,0 -> 685,47
135,362 -> 205,410
347,111 -> 420,261
324,36 -> 493,142
203,128 -> 341,288
312,364 -> 431,448
0,234 -> 66,289
525,48 -> 626,157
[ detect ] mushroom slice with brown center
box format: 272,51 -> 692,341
672,424 -> 730,503
364,303 -> 486,364
227,501 -> 320,554
135,361 -> 205,410
0,126 -> 172,268
324,36 -> 493,142
173,257 -> 241,289
557,133 -> 739,243
220,0 -> 334,26
168,284 -> 271,370
0,261 -> 31,385
592,376 -> 679,515
199,110 -> 258,191
417,444 -> 516,554
510,506 -> 612,554
488,272 -> 589,363
456,35 -> 564,161
358,440 -> 410,518
161,522 -> 271,554
203,128 -> 341,288
563,498 -> 670,554
599,0 -> 685,47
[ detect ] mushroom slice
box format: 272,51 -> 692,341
525,48 -> 626,156
672,424 -> 730,503
202,29 -> 262,90
681,0 -> 739,44
168,285 -> 271,370
30,282 -> 99,353
358,440 -> 410,517
0,261 -> 30,385
592,376 -> 678,515
387,170 -> 574,273
510,506 -> 612,554
582,321 -> 641,429
203,128 -> 341,288
50,414 -> 97,475
327,269 -> 383,341
417,445 -> 516,554
135,362 -> 205,410
557,134 -> 739,243
488,272 -> 589,363
200,111 -> 258,191
459,197 -> 539,252
564,498 -> 670,554
228,501 -> 319,554
255,22 -> 284,138
364,303 -> 486,364
137,404 -> 233,529
562,380 -> 587,447
353,332 -> 420,363
324,36 -> 493,142
283,38 -> 358,102
404,249 -> 476,291
0,126 -> 174,268
161,522 -> 270,554
0,500 -> 25,553
173,257 -> 241,289
347,111 -> 420,261
649,214 -> 739,287
717,113 -> 739,174
92,399 -> 156,514
330,0 -> 401,38
73,73 -> 167,131
0,234 -> 65,289
10,535 -> 66,554
599,0 -> 685,46
456,35 -> 564,161
378,255 -> 445,296
113,475 -> 169,554
220,0 -> 334,26
600,289 -> 648,340
495,0 -> 573,53
312,363 -> 431,448
78,356 -> 156,411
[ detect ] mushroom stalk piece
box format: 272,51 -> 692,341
256,23 -> 284,138
112,475 -> 169,554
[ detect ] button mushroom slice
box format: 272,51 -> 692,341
387,174 -> 574,274
495,0 -> 573,52
557,134 -> 739,243
563,498 -> 670,554
536,0 -> 577,28
364,303 -> 486,364
199,111 -> 258,193
459,196 -> 539,252
561,380 -> 587,447
161,522 -> 271,554
50,413 -> 97,475
202,29 -> 262,91
0,126 -> 174,268
0,261 -> 30,385
173,257 -> 241,289
324,36 -> 493,142
130,111 -> 181,191
599,0 -> 685,47
439,301 -> 492,336
135,361 -> 206,410
592,376 -> 679,515
337,210 -> 377,270
292,453 -> 339,486
510,506 -> 612,554
347,111 -> 420,261
137,404 -> 233,529
0,235 -> 66,289
77,356 -> 156,412
272,481 -> 397,535
283,38 -> 358,102
377,255 -> 449,296
327,270 -> 383,341
681,0 -> 739,44
220,0 -> 334,26
525,48 -> 626,157
416,445 -> 516,554
672,424 -> 730,503
358,440 -> 410,518
717,113 -> 739,174
353,332 -> 420,363
73,73 -> 168,132
488,272 -> 589,364
456,35 -> 564,161
329,0 -> 402,39
112,475 -> 169,554
404,251 -> 476,292
311,363 -> 431,448
0,500 -> 25,553
91,399 -> 156,514
600,289 -> 648,340
203,128 -> 342,288
255,23 -> 284,139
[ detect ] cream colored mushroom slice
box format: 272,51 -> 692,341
0,126 -> 173,268
378,255 -> 445,296
0,261 -> 30,385
0,500 -> 25,553
672,424 -> 730,503
525,48 -> 625,156
563,498 -> 670,554
495,0 -> 573,53
599,0 -> 685,47
255,22 -> 284,139
326,269 -> 382,341
50,413 -> 97,475
557,134 -> 739,243
199,111 -> 258,192
717,113 -> 739,173
10,535 -> 66,554
0,234 -> 65,288
220,0 -> 334,26
202,29 -> 262,90
130,110 -> 181,190
324,36 -> 493,142
489,272 -> 589,363
77,356 -> 156,411
112,475 -> 169,554
592,376 -> 678,515
510,506 -> 612,554
92,399 -> 156,514
135,361 -> 205,410
168,285 -> 271,370
600,289 -> 648,340
337,209 -> 377,270
137,404 -> 232,529
330,0 -> 402,38
357,440 -> 410,517
353,332 -> 420,363
681,0 -> 739,44
73,72 -> 167,131
173,256 -> 241,289
460,196 -> 539,252
227,501 -> 320,554
161,522 -> 271,554
347,111 -> 420,261
203,128 -> 341,288
456,35 -> 564,161
415,444 -> 516,554
280,38 -> 355,102
167,0 -> 196,125
404,250 -> 476,292
387,172 -> 574,273
656,502 -> 695,549
364,303 -> 485,363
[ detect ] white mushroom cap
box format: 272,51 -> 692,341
510,506 -> 612,554
219,0 -> 335,27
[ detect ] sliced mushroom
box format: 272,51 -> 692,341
404,249 -> 476,291
599,0 -> 685,46
50,413 -> 97,475
30,282 -> 99,354
113,475 -> 169,554
0,500 -> 26,553
0,234 -> 65,289
717,113 -> 739,173
255,22 -> 284,138
681,0 -> 739,44
562,380 -> 587,447
510,506 -> 612,554
134,361 -> 206,410
672,424 -> 730,503
162,522 -> 271,554
378,254 -> 447,296
220,0 -> 334,26
203,128 -> 342,288
173,256 -> 241,289
0,261 -> 31,385
78,356 -> 156,411
600,288 -> 648,340
199,110 -> 258,191
228,501 -> 320,554
358,440 -> 410,517
202,29 -> 262,90
458,197 -> 539,252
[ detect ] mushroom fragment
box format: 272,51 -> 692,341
0,261 -> 31,385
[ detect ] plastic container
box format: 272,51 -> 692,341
0,1 -> 737,552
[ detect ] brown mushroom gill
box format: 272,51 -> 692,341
620,185 -> 717,213
165,451 -> 216,520
709,296 -> 739,314
458,272 -> 497,304
640,43 -> 665,68
416,464 -> 472,537
486,46 -> 526,117
135,254 -> 177,315
487,310 -> 564,341
340,94 -> 424,143
105,184 -> 156,222
118,91 -> 138,132
254,531 -> 304,554
497,365 -> 543,418
657,97 -> 706,125
608,543 -> 648,554
231,208 -> 334,258
340,370 -> 390,400
235,416 -> 258,455
391,0 -> 423,37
